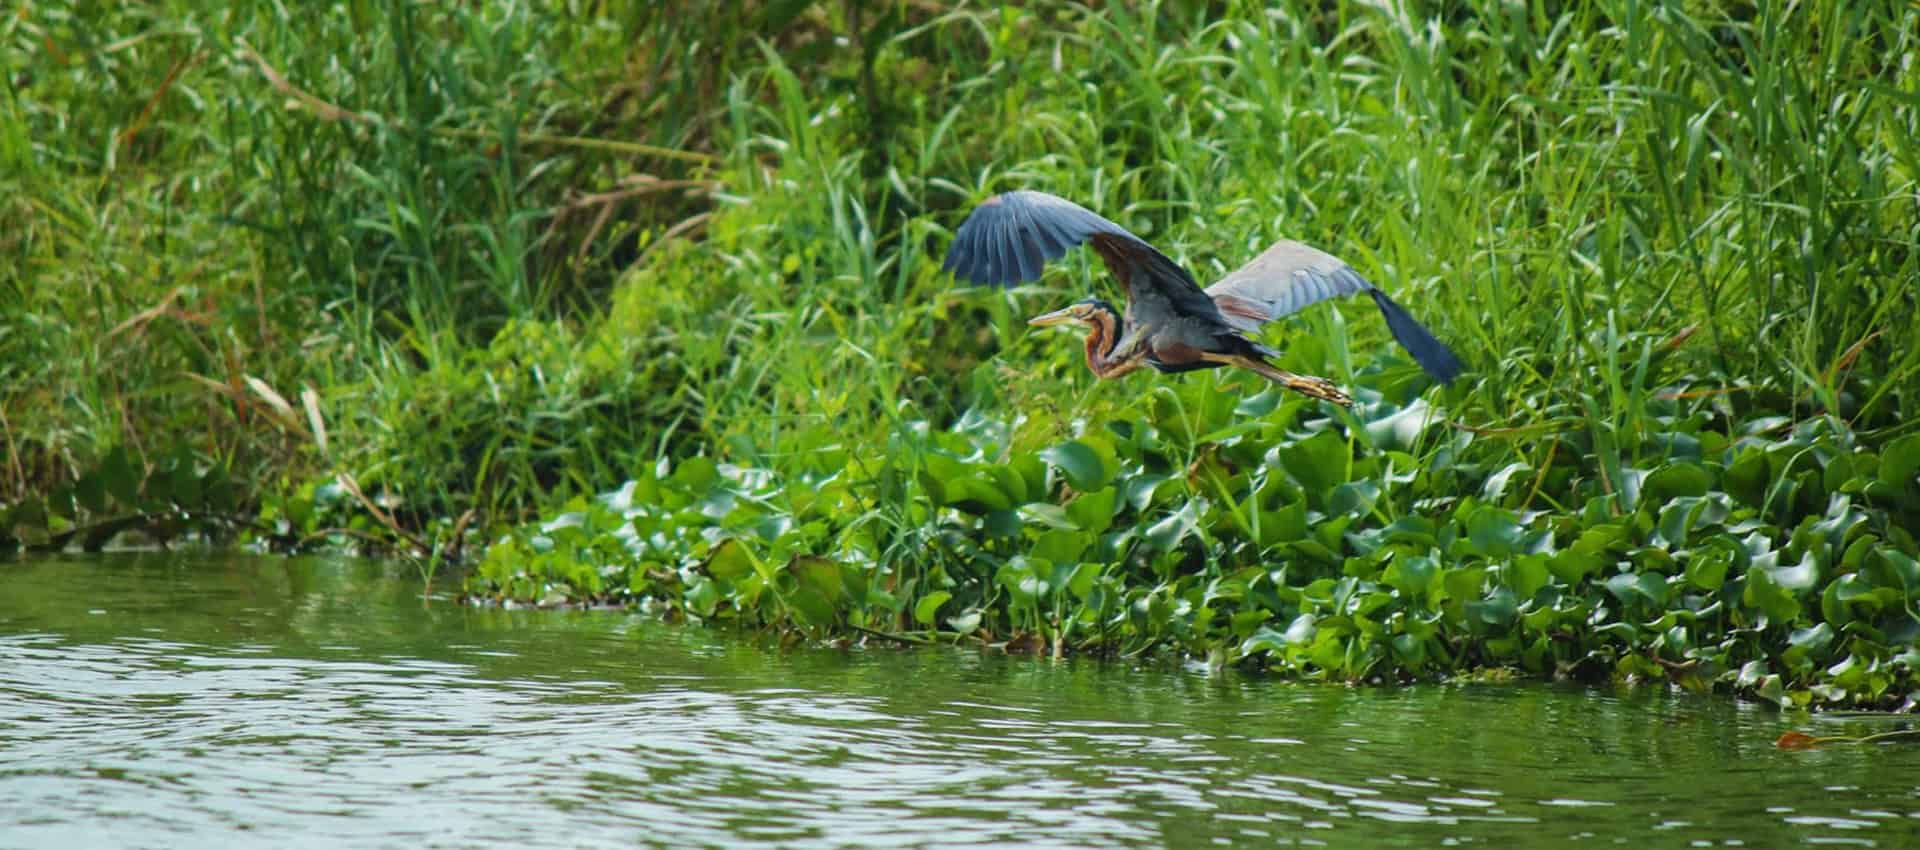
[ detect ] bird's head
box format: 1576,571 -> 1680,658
1027,297 -> 1119,329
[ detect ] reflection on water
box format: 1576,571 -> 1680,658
2,553 -> 1916,849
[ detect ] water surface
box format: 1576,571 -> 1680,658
2,553 -> 1916,848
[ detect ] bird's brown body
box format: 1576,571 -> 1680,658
1029,274 -> 1352,405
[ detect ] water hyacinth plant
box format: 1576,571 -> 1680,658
475,363 -> 1920,707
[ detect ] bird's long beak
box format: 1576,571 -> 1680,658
1027,307 -> 1078,327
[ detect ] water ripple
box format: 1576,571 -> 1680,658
4,555 -> 1919,850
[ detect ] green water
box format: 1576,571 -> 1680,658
2,554 -> 1915,849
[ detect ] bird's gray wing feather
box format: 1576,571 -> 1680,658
943,190 -> 1220,320
1206,238 -> 1465,383
1202,239 -> 1376,333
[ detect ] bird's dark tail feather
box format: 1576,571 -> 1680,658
1367,289 -> 1464,384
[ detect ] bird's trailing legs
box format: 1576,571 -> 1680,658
1201,352 -> 1354,407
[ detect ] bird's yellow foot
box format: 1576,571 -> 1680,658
1285,374 -> 1354,407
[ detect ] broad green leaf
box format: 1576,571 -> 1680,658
1380,515 -> 1437,547
1391,632 -> 1428,664
791,556 -> 844,600
74,471 -> 108,515
1767,550 -> 1821,592
1442,566 -> 1488,604
1144,499 -> 1202,552
1840,534 -> 1877,571
1065,487 -> 1119,534
1685,539 -> 1736,589
1258,500 -> 1309,547
1066,563 -> 1100,599
167,457 -> 202,508
983,463 -> 1030,506
1742,566 -> 1801,623
948,476 -> 1014,514
100,446 -> 139,508
1229,609 -> 1271,639
1462,505 -> 1523,558
983,509 -> 1023,537
914,591 -> 952,626
1329,480 -> 1380,518
1122,473 -> 1170,512
1031,529 -> 1089,565
1469,586 -> 1519,627
1480,462 -> 1531,504
1785,622 -> 1835,662
995,560 -> 1041,605
1283,613 -> 1318,644
786,587 -> 837,627
1823,451 -> 1863,495
1278,431 -> 1349,507
670,456 -> 720,494
1011,455 -> 1049,502
1040,440 -> 1111,492
684,577 -> 722,617
1819,574 -> 1878,624
863,586 -> 900,615
704,538 -> 755,582
1509,554 -> 1551,598
1383,554 -> 1439,605
1753,673 -> 1789,707
1877,433 -> 1920,490
1604,571 -> 1670,609
1362,398 -> 1441,451
1656,495 -> 1727,547
838,562 -> 870,605
1547,547 -> 1606,585
1642,462 -> 1713,504
1020,503 -> 1076,530
1873,546 -> 1920,594
1725,448 -> 1770,508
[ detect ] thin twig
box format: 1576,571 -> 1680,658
235,38 -> 373,124
1450,418 -> 1578,437
437,127 -> 716,165
335,472 -> 431,557
633,212 -> 713,267
1519,438 -> 1558,512
1655,386 -> 1752,401
547,174 -> 718,264
107,262 -> 214,339
119,50 -> 206,152
1595,454 -> 1620,516
442,508 -> 479,563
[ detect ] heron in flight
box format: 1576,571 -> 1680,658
941,191 -> 1463,406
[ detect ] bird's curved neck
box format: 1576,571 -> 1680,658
1081,302 -> 1130,378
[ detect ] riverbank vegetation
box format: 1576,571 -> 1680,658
6,1 -> 1918,708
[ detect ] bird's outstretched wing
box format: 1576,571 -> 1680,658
1205,239 -> 1465,383
1204,240 -> 1374,330
942,190 -> 1220,321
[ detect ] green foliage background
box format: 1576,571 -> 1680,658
4,0 -> 1918,705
